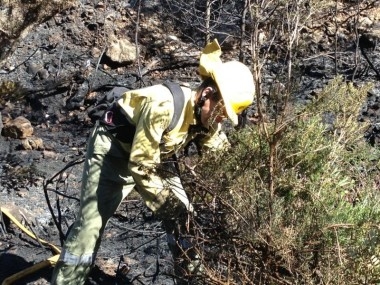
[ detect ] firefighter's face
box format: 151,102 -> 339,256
200,87 -> 227,128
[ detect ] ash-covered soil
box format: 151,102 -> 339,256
0,1 -> 186,284
0,123 -> 178,285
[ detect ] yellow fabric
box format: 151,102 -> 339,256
1,208 -> 61,285
199,39 -> 222,80
114,84 -> 228,208
3,255 -> 60,285
1,207 -> 61,254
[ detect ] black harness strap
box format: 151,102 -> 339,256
162,81 -> 185,132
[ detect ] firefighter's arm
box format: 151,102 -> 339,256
128,98 -> 192,211
128,98 -> 170,208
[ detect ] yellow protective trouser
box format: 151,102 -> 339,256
51,125 -> 136,285
51,124 -> 194,285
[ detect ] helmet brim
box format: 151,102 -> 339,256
210,61 -> 255,126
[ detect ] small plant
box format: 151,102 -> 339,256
0,80 -> 29,107
181,76 -> 380,284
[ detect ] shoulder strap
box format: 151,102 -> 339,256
162,81 -> 185,132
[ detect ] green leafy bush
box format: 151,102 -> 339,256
183,76 -> 380,284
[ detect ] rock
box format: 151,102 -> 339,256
105,35 -> 137,64
369,22 -> 380,39
91,47 -> 102,58
36,68 -> 49,80
20,137 -> 44,150
359,17 -> 373,31
25,62 -> 40,76
42,150 -> 59,159
0,0 -> 76,64
1,116 -> 34,139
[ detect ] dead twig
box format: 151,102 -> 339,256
110,220 -> 165,236
135,0 -> 143,81
43,156 -> 85,245
0,206 -> 8,236
0,47 -> 40,74
19,211 -> 45,249
95,45 -> 107,74
56,43 -> 66,77
360,45 -> 380,80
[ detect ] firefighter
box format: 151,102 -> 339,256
51,39 -> 255,285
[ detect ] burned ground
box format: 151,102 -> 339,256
0,121 -> 180,284
0,2 -> 187,283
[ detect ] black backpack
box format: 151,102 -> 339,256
88,81 -> 186,143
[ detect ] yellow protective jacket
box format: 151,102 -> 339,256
112,83 -> 229,209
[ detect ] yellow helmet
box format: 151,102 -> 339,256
210,61 -> 255,125
199,40 -> 255,126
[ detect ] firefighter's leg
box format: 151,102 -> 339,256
51,126 -> 135,285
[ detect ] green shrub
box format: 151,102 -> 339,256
183,76 -> 380,284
